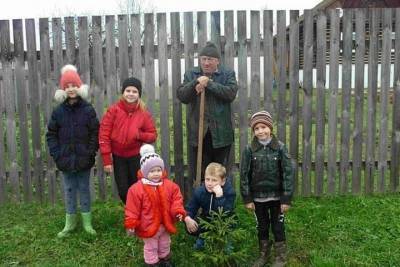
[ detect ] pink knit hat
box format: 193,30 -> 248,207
140,144 -> 165,178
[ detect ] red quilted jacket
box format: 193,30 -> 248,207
124,171 -> 186,238
99,99 -> 157,166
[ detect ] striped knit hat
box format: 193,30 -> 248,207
249,110 -> 273,131
140,144 -> 164,178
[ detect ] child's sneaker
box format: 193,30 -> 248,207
193,238 -> 205,250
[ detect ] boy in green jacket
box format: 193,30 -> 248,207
240,111 -> 294,267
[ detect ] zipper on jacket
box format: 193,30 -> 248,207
209,194 -> 213,213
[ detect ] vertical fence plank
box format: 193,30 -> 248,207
78,17 -> 90,85
13,19 -> 32,203
0,20 -> 19,202
92,16 -> 106,201
52,18 -> 63,80
105,16 -> 118,105
144,13 -> 155,114
184,12 -> 195,200
390,8 -> 400,192
105,16 -> 119,200
131,14 -> 142,81
340,9 -> 353,194
197,11 -> 207,49
65,17 -> 76,65
352,9 -> 366,195
157,13 -> 170,172
238,11 -> 248,159
276,10 -> 287,143
289,10 -> 299,193
302,10 -> 313,196
327,9 -> 340,194
365,9 -> 379,194
171,12 -> 184,189
52,17 -> 64,200
250,11 -> 260,114
315,11 -> 326,196
224,11 -> 236,176
0,78 -> 5,203
264,11 -> 274,115
26,19 -> 44,202
210,11 -> 221,57
378,9 -> 392,192
40,18 -> 57,204
118,15 -> 129,82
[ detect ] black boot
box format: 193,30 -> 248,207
159,253 -> 173,267
272,241 -> 287,267
252,240 -> 272,267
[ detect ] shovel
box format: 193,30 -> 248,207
195,90 -> 205,187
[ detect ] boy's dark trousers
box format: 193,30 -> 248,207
254,200 -> 285,242
112,154 -> 141,204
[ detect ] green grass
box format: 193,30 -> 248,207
1,193 -> 400,266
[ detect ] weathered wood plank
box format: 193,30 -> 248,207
352,9 -> 366,195
39,18 -> 57,204
184,12 -> 195,200
378,9 -> 392,193
224,11 -> 236,178
92,16 -> 106,201
276,10 -> 287,143
263,11 -> 274,115
289,10 -> 299,194
52,17 -> 65,200
210,11 -> 221,59
26,19 -> 44,202
52,18 -> 63,81
171,12 -> 184,189
390,8 -> 400,192
0,20 -> 19,202
365,9 -> 379,194
340,9 -> 353,194
250,11 -> 260,115
131,14 -> 142,81
78,17 -> 90,85
13,19 -> 32,203
315,11 -> 326,196
237,11 -> 248,158
105,15 -> 118,105
327,9 -> 340,194
0,78 -> 5,204
197,12 -> 207,49
118,15 -> 129,82
157,13 -> 170,172
64,17 -> 76,65
144,13 -> 155,114
302,10 -> 313,196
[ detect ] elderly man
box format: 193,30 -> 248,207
177,42 -> 238,180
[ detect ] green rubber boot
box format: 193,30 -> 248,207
81,212 -> 96,235
57,213 -> 77,238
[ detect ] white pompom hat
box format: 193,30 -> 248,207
139,144 -> 164,178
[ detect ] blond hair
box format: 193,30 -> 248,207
205,162 -> 226,180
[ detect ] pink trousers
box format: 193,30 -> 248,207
142,225 -> 171,264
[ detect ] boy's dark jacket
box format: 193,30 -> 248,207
186,179 -> 235,219
240,135 -> 294,205
46,98 -> 99,172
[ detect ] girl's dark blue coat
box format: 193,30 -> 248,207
46,98 -> 99,172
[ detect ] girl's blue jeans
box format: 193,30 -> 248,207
62,169 -> 91,214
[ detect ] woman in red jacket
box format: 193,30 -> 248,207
99,77 -> 157,204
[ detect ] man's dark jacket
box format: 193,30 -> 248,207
46,98 -> 99,172
177,65 -> 238,148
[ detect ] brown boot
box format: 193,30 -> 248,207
252,240 -> 272,267
272,241 -> 287,267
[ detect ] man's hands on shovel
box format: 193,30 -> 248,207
195,76 -> 210,94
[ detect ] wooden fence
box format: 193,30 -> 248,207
0,8 -> 399,204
